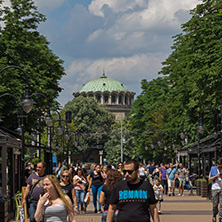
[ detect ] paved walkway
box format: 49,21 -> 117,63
75,190 -> 212,222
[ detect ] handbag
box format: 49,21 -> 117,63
84,192 -> 90,205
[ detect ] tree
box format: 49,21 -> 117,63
159,0 -> 222,125
62,97 -> 115,160
0,0 -> 65,131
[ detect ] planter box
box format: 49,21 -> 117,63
196,180 -> 201,196
201,181 -> 208,197
0,201 -> 8,222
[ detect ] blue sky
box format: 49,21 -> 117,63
5,0 -> 201,106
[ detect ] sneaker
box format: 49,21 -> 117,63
212,217 -> 216,222
94,209 -> 97,213
158,210 -> 162,214
98,210 -> 102,213
168,193 -> 171,197
181,194 -> 184,196
178,193 -> 181,196
173,193 -> 175,196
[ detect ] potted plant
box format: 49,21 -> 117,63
0,195 -> 9,222
198,179 -> 208,197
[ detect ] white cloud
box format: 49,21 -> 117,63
58,52 -> 167,106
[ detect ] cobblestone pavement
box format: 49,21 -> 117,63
75,190 -> 212,222
9,190 -> 212,222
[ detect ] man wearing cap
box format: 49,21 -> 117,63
209,159 -> 222,222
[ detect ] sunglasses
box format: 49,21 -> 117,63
62,175 -> 69,178
123,170 -> 135,175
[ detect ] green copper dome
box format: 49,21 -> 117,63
79,73 -> 129,93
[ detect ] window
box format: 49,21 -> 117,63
111,95 -> 116,103
104,95 -> 109,103
96,95 -> 101,103
119,95 -> 122,104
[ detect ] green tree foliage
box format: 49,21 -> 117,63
0,0 -> 65,131
62,97 -> 115,159
105,119 -> 135,164
159,0 -> 222,133
129,77 -> 173,162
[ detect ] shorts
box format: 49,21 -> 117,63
179,178 -> 186,186
167,179 -> 175,188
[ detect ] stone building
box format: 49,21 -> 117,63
73,72 -> 135,122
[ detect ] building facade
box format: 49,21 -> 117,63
73,72 -> 135,122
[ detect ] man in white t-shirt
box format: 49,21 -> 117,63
209,160 -> 222,222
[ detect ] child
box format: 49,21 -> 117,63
153,178 -> 164,214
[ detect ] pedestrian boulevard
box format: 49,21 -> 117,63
75,190 -> 212,222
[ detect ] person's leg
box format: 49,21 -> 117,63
80,190 -> 85,211
98,185 -> 103,210
165,179 -> 168,195
212,189 -> 219,218
101,211 -> 108,222
75,189 -> 81,213
218,190 -> 222,221
167,180 -> 172,195
29,202 -> 37,222
91,185 -> 98,211
172,180 -> 175,195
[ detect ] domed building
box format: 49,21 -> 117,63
73,72 -> 135,122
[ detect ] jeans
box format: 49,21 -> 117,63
75,189 -> 85,212
212,189 -> 222,218
91,185 -> 103,210
102,211 -> 118,222
29,202 -> 37,222
161,179 -> 168,194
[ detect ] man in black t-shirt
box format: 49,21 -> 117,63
107,159 -> 159,222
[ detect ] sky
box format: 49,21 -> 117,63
4,0 -> 202,107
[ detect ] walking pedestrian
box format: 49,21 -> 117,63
73,168 -> 87,214
60,170 -> 78,215
107,159 -> 159,222
159,163 -> 168,195
22,161 -> 46,222
209,159 -> 222,222
153,178 -> 164,214
177,163 -> 187,196
34,175 -> 76,222
99,169 -> 123,222
166,162 -> 177,196
88,164 -> 106,213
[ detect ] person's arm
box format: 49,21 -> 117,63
159,170 -> 162,180
88,176 -> 92,192
73,176 -> 79,186
65,195 -> 76,222
100,171 -> 106,179
149,203 -> 160,222
71,188 -> 78,215
209,169 -> 219,182
166,171 -> 169,181
22,184 -> 31,206
99,190 -> 105,205
106,204 -> 117,222
34,193 -> 49,222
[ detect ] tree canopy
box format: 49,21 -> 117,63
0,0 -> 65,131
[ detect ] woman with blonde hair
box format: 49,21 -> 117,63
60,170 -> 78,215
34,175 -> 76,222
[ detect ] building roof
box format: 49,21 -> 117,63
79,73 -> 129,93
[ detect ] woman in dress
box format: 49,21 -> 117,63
88,164 -> 106,213
60,170 -> 78,215
99,169 -> 123,222
34,174 -> 76,222
73,168 -> 87,214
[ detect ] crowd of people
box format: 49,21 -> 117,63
22,159 -> 195,222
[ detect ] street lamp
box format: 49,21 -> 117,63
0,66 -> 36,113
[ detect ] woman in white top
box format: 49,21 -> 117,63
34,175 -> 76,222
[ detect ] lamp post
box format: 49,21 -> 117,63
0,65 -> 36,185
121,117 -> 123,163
